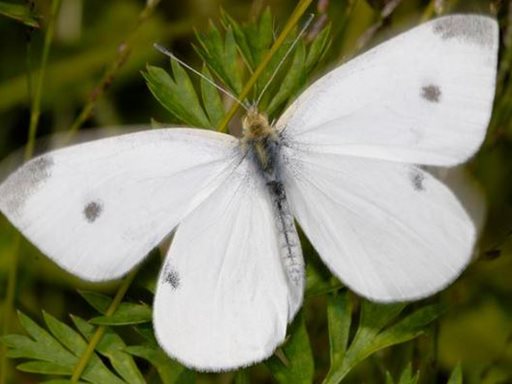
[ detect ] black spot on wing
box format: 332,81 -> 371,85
433,16 -> 494,47
421,84 -> 441,103
83,201 -> 103,222
164,268 -> 180,289
409,168 -> 425,191
0,155 -> 54,215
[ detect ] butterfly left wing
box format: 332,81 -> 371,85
0,128 -> 239,281
282,148 -> 474,302
153,157 -> 301,371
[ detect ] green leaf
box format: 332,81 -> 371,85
72,315 -> 145,384
42,312 -> 126,384
266,41 -> 306,116
78,290 -> 112,314
305,25 -> 331,73
195,23 -> 243,94
266,311 -> 314,384
398,364 -> 419,384
323,300 -> 443,384
3,312 -> 75,365
447,363 -> 463,384
89,302 -> 152,325
326,291 -> 351,371
4,311 -> 126,384
0,1 -> 40,28
43,380 -> 88,384
126,345 -> 194,384
143,64 -> 211,128
245,8 -> 274,69
17,361 -> 71,375
384,364 -> 420,384
201,65 -> 225,127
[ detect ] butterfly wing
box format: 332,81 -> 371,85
277,15 -> 498,301
283,150 -> 474,301
277,15 -> 498,166
0,128 -> 239,281
153,157 -> 297,371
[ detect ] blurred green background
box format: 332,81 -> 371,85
1,0 -> 512,383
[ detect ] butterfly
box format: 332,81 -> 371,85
0,15 -> 499,371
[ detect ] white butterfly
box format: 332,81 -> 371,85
0,15 -> 498,371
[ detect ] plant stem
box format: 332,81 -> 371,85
0,2 -> 61,383
70,269 -> 138,383
25,0 -> 62,159
66,0 -> 161,137
216,0 -> 313,133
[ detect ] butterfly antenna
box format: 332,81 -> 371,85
153,43 -> 249,112
255,14 -> 315,107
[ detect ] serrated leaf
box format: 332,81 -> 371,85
266,311 -> 314,384
266,41 -> 307,116
323,301 -> 443,384
0,1 -> 39,28
143,64 -> 211,128
201,65 -> 225,127
78,291 -> 112,314
72,315 -> 144,384
89,302 -> 152,325
195,23 -> 243,94
326,291 -> 351,371
11,312 -> 76,365
305,25 -> 331,73
398,364 -> 419,384
247,8 -> 274,69
17,361 -> 71,375
447,363 -> 463,384
5,311 -> 126,384
126,345 -> 194,384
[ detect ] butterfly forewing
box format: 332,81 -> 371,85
0,129 -> 239,281
277,15 -> 498,166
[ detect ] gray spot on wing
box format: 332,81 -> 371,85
0,156 -> 54,215
433,16 -> 494,47
83,201 -> 103,222
164,268 -> 180,289
421,84 -> 441,103
409,168 -> 425,191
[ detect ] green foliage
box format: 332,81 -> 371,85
266,312 -> 314,384
144,8 -> 331,128
0,1 -> 39,28
2,1 -> 511,383
323,291 -> 443,383
385,364 -> 419,384
2,311 -> 135,383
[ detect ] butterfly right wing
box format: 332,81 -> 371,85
0,128 -> 239,281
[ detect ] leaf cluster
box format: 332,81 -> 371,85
143,8 -> 331,129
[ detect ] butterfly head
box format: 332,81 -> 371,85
242,106 -> 273,141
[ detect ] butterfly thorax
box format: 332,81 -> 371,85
241,108 -> 278,173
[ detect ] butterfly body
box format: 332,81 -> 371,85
242,108 -> 305,307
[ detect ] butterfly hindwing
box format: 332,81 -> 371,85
283,148 -> 475,301
153,156 -> 301,371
